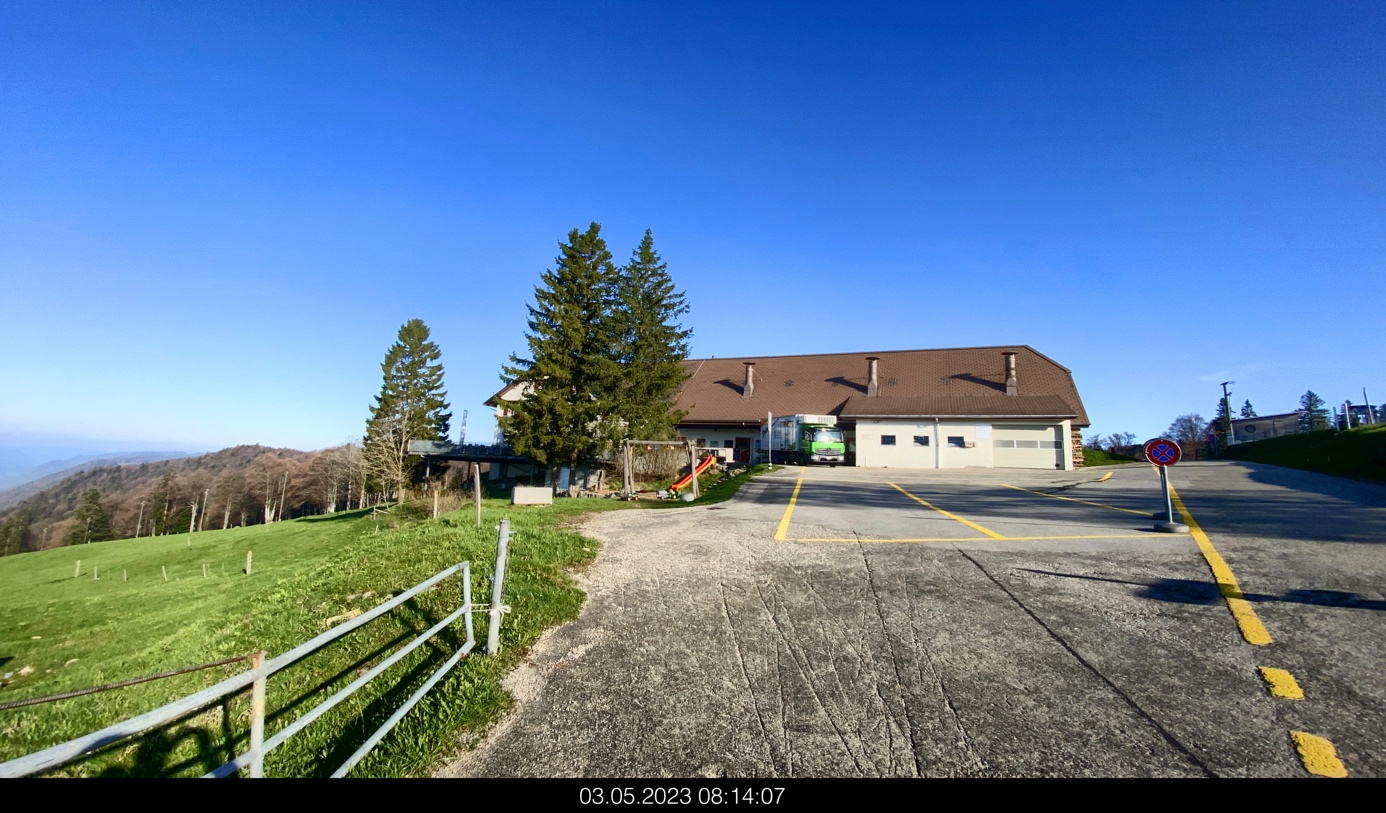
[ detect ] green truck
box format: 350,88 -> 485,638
763,414 -> 847,466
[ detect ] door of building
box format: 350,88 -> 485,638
734,437 -> 751,463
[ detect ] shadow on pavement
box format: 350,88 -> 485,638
1020,569 -> 1386,612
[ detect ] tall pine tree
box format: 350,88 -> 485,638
1210,398 -> 1231,448
1299,390 -> 1330,431
500,223 -> 622,467
612,229 -> 691,440
364,319 -> 452,501
1240,400 -> 1257,418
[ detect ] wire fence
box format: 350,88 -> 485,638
0,654 -> 255,712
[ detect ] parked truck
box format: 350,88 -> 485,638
763,414 -> 847,466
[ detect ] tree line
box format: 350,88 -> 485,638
2,223 -> 692,553
1085,390 -> 1338,459
0,444 -> 375,557
358,223 -> 691,500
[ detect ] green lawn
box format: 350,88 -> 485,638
1218,424 -> 1386,482
1082,447 -> 1140,466
0,466 -> 771,777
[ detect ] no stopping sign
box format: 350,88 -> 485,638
1144,438 -> 1182,466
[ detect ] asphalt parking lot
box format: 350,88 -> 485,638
443,461 -> 1385,778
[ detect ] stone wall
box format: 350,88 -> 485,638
1072,428 -> 1085,468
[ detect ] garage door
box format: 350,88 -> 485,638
992,424 -> 1064,469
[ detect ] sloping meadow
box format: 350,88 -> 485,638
0,500 -> 601,777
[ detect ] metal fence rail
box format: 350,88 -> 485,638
0,519 -> 514,779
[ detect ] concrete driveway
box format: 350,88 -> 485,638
440,462 -> 1386,778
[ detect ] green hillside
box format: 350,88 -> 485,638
0,498 -> 620,777
1219,424 -> 1386,482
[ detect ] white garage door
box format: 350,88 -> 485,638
992,424 -> 1064,469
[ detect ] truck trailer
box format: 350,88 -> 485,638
763,414 -> 847,466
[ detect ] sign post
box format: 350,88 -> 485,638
1144,438 -> 1188,533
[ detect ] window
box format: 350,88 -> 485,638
696,438 -> 707,447
1040,440 -> 1061,449
709,440 -> 720,448
913,435 -> 930,446
881,435 -> 896,446
947,436 -> 966,448
994,439 -> 1015,448
1016,440 -> 1040,449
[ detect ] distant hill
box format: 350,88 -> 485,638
0,444 -> 365,556
0,452 -> 193,510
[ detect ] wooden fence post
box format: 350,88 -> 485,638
245,551 -> 253,576
473,462 -> 482,528
248,651 -> 267,777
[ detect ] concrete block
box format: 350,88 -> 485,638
512,486 -> 554,506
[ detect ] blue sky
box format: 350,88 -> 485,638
2,1 -> 1383,454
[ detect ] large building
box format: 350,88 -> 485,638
668,346 -> 1088,470
490,345 -> 1090,471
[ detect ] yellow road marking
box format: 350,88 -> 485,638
792,534 -> 1155,543
888,483 -> 1005,539
1258,667 -> 1304,700
1290,731 -> 1347,777
1168,483 -> 1272,646
1098,472 -> 1113,482
773,467 -> 806,541
999,483 -> 1151,516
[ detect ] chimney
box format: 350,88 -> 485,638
866,357 -> 880,397
742,362 -> 755,399
1003,352 -> 1018,396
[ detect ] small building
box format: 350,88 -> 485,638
1231,412 -> 1305,442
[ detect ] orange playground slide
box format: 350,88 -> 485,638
669,455 -> 716,494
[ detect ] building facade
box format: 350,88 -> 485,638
488,345 -> 1090,471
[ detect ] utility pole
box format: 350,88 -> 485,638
1220,381 -> 1236,446
1365,388 -> 1376,425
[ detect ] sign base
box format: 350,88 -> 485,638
1154,520 -> 1189,534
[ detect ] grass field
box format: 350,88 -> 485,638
1219,424 -> 1386,482
0,465 -> 771,777
1082,447 -> 1140,466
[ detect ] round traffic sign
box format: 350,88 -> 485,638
1144,438 -> 1182,466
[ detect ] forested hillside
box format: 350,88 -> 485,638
0,444 -> 370,556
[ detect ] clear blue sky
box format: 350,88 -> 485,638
2,1 -> 1383,453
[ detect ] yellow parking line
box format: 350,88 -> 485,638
1290,731 -> 1347,777
1258,667 -> 1304,700
887,483 -> 1005,539
792,533 -> 1154,543
1168,483 -> 1273,646
1099,472 -> 1113,482
999,483 -> 1151,516
773,467 -> 806,541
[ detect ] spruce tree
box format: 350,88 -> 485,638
1211,399 -> 1231,448
1,514 -> 27,556
612,229 -> 691,440
500,223 -> 621,467
67,488 -> 113,545
1240,400 -> 1257,418
1298,390 -> 1330,431
364,319 -> 452,500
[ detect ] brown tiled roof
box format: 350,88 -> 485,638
673,345 -> 1089,427
840,394 -> 1078,419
